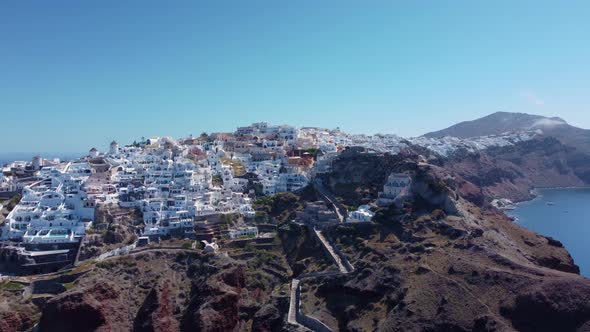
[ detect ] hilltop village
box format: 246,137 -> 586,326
0,122 -> 542,274
2,120 -> 590,332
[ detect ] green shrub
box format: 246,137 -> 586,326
0,281 -> 24,291
63,282 -> 76,291
6,194 -> 22,211
96,260 -> 115,269
212,175 -> 224,187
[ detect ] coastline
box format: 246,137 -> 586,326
499,186 -> 590,222
513,185 -> 590,205
502,187 -> 590,277
533,185 -> 590,190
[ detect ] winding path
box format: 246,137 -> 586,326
286,180 -> 356,331
287,230 -> 355,331
313,228 -> 353,274
287,279 -> 300,325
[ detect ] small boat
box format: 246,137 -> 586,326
546,201 -> 555,206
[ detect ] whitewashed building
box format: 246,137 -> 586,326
347,205 -> 374,222
378,173 -> 412,206
228,226 -> 258,239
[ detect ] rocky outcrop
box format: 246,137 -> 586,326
252,302 -> 284,332
39,282 -> 129,332
444,137 -> 590,203
500,279 -> 590,332
33,248 -> 291,332
183,266 -> 245,331
318,148 -> 418,208
191,292 -> 241,331
133,279 -> 180,332
296,152 -> 590,331
411,165 -> 459,215
0,306 -> 37,332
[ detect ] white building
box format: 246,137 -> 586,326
32,155 -> 42,170
89,148 -> 99,158
228,226 -> 258,239
347,205 -> 374,223
378,173 -> 412,206
381,174 -> 412,199
109,140 -> 119,155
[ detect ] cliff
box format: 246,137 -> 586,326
1,244 -> 293,332
299,153 -> 590,331
3,148 -> 590,331
444,137 -> 590,203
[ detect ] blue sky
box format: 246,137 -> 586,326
1,1 -> 589,153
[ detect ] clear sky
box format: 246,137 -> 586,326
2,1 -> 589,154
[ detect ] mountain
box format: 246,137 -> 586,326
424,112 -> 590,155
444,137 -> 590,203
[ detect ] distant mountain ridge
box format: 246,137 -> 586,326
424,111 -> 590,155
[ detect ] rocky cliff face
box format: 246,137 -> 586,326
8,246 -> 291,332
0,292 -> 37,332
444,137 -> 590,203
301,153 -> 590,331
4,147 -> 590,331
318,148 -> 419,208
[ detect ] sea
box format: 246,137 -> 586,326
508,188 -> 590,278
0,152 -> 83,166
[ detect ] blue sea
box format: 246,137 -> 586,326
509,188 -> 590,277
0,152 -> 83,166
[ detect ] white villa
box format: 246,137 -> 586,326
228,226 -> 259,239
347,205 -> 374,223
378,173 -> 412,206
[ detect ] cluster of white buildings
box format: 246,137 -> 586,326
0,173 -> 24,195
1,156 -> 62,196
293,127 -> 540,159
99,138 -> 257,238
1,122 -> 543,248
107,122 -> 343,237
1,161 -> 96,246
406,131 -> 541,157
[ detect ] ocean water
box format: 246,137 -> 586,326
0,152 -> 83,166
509,188 -> 590,277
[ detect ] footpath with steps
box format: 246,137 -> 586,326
287,226 -> 355,331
